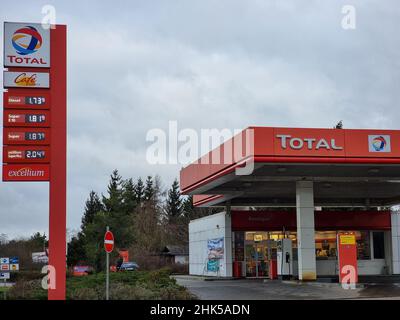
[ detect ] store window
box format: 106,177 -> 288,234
312,231 -> 381,261
373,231 -> 385,259
245,232 -> 268,241
356,231 -> 371,260
315,231 -> 337,260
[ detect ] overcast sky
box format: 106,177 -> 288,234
0,1 -> 399,239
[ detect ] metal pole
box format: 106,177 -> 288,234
255,243 -> 258,278
48,25 -> 67,301
106,226 -> 109,300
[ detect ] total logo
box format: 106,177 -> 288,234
4,22 -> 50,67
276,134 -> 343,150
12,26 -> 43,55
368,135 -> 391,152
7,26 -> 47,65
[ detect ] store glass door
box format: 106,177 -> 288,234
245,232 -> 269,278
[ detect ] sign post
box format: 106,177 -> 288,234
337,232 -> 358,288
48,24 -> 67,301
2,22 -> 67,300
0,257 -> 19,300
104,227 -> 114,300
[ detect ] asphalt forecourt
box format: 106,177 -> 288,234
173,276 -> 400,300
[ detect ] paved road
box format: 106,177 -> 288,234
174,276 -> 400,300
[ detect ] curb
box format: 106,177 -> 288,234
264,279 -> 367,289
172,275 -> 241,281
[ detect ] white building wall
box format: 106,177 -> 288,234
315,259 -> 387,276
189,212 -> 232,277
391,211 -> 400,274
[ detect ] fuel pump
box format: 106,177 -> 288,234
277,238 -> 293,280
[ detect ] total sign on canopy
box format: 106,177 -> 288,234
274,128 -> 346,157
271,128 -> 399,158
3,22 -> 50,67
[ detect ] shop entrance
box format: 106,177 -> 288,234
244,232 -> 273,278
243,231 -> 297,278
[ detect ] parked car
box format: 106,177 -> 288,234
119,262 -> 139,271
72,265 -> 93,276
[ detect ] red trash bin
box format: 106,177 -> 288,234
269,259 -> 277,280
233,261 -> 243,278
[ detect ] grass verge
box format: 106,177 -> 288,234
7,267 -> 196,300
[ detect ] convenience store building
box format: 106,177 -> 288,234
180,127 -> 400,279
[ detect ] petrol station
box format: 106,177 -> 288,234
180,127 -> 400,281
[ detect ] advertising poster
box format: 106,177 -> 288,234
207,237 -> 224,259
32,252 -> 48,264
207,259 -> 219,272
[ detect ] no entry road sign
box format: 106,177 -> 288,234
104,231 -> 114,253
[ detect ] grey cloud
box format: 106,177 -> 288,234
0,0 -> 399,237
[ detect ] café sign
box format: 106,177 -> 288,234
3,71 -> 50,89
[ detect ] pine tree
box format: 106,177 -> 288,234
67,236 -> 86,267
144,176 -> 154,201
102,169 -> 124,213
182,195 -> 195,220
181,194 -> 218,220
123,178 -> 137,214
165,179 -> 183,223
134,177 -> 145,204
29,232 -> 47,250
81,191 -> 104,231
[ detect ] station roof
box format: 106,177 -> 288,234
180,127 -> 400,207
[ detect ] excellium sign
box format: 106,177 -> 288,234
3,22 -> 50,68
2,164 -> 50,181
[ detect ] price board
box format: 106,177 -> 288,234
3,128 -> 51,145
3,92 -> 50,109
3,146 -> 51,163
3,110 -> 50,127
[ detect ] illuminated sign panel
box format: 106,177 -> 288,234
3,146 -> 51,163
3,22 -> 50,68
3,71 -> 50,88
3,92 -> 50,109
368,135 -> 391,153
3,128 -> 51,145
2,164 -> 50,181
3,110 -> 50,127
